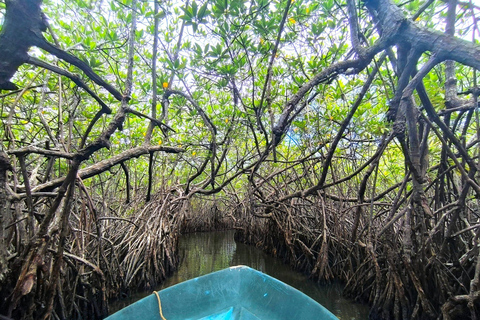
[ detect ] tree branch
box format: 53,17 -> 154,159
30,145 -> 184,193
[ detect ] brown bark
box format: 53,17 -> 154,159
27,145 -> 183,194
0,152 -> 12,282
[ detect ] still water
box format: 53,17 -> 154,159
110,230 -> 369,319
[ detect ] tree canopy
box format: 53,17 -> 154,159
1,0 -> 480,319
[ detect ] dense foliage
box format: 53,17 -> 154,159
1,0 -> 480,319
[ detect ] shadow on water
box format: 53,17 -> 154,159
110,230 -> 369,319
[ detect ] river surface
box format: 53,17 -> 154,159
110,230 -> 369,319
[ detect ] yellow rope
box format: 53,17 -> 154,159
153,291 -> 167,320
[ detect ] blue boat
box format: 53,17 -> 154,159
105,266 -> 338,320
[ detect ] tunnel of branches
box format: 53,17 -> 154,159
1,0 -> 480,319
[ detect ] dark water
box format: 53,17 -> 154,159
110,230 -> 369,319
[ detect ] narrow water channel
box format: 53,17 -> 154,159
110,230 -> 369,319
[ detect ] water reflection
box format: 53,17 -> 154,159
110,231 -> 369,319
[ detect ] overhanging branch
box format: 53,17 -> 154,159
28,145 -> 184,193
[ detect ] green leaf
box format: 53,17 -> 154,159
197,2 -> 209,21
191,1 -> 198,17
